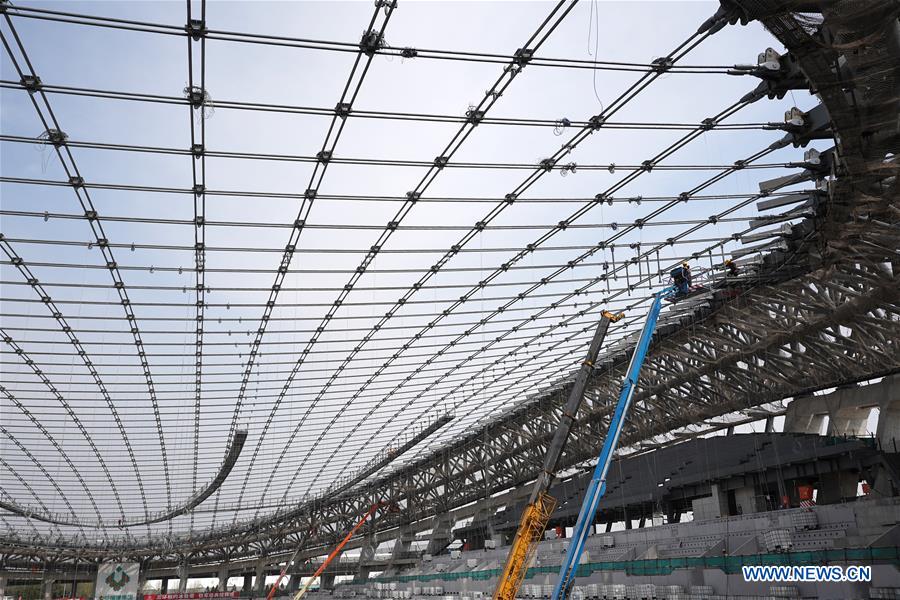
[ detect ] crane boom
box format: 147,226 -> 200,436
267,502 -> 382,600
492,310 -> 623,600
550,287 -> 674,600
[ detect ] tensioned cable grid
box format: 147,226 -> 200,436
0,0 -> 829,545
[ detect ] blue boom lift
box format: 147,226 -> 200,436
550,286 -> 675,600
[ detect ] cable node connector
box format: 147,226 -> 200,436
335,102 -> 352,119
20,74 -> 41,93
514,47 -> 534,66
316,150 -> 332,164
191,143 -> 204,158
539,158 -> 556,172
434,156 -> 448,170
594,192 -> 612,206
185,19 -> 207,41
193,184 -> 205,195
184,86 -> 207,109
678,192 -> 690,203
700,118 -> 716,131
466,108 -> 485,125
45,129 -> 68,147
406,191 -> 420,203
733,159 -> 746,170
589,114 -> 606,130
651,57 -> 674,73
68,176 -> 84,188
401,47 -> 418,59
304,189 -> 317,200
359,29 -> 384,57
505,193 -> 517,205
387,220 -> 399,231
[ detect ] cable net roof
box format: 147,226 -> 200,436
0,0 -> 826,545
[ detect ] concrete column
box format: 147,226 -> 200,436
425,514 -> 455,556
254,563 -> 266,596
0,577 -> 7,599
217,564 -> 230,592
41,574 -> 55,600
354,535 -> 377,583
464,506 -> 497,551
287,574 -> 301,593
383,525 -> 416,576
161,578 -> 170,594
876,375 -> 900,450
320,573 -> 335,591
242,574 -> 252,594
177,561 -> 189,593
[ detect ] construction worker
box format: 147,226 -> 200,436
724,258 -> 738,276
669,261 -> 692,297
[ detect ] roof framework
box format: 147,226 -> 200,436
0,0 -> 897,568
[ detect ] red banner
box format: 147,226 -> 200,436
144,593 -> 238,600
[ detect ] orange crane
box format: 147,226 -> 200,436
492,310 -> 623,600
267,502 -> 384,600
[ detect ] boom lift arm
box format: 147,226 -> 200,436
267,502 -> 383,600
550,287 -> 675,600
492,310 -> 624,600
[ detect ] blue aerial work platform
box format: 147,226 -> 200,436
550,286 -> 675,600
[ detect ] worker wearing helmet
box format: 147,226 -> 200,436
669,261 -> 692,297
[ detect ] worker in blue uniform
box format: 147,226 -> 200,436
669,262 -> 692,297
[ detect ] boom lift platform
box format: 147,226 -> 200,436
492,310 -> 624,600
550,287 -> 675,600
